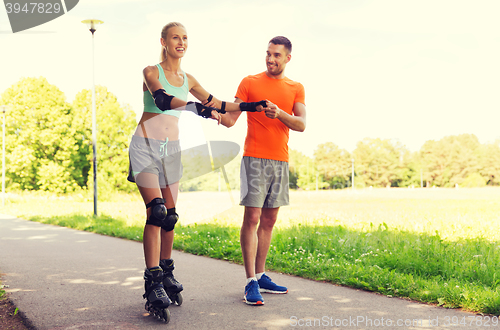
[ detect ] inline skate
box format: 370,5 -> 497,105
143,266 -> 171,323
160,259 -> 184,306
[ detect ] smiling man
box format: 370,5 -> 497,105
221,36 -> 307,306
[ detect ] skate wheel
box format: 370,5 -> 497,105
169,292 -> 183,306
149,307 -> 170,324
161,308 -> 171,324
175,292 -> 183,306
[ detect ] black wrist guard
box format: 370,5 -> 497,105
239,100 -> 267,112
203,94 -> 214,106
153,89 -> 174,110
187,101 -> 220,118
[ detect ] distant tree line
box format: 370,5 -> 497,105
290,135 -> 500,190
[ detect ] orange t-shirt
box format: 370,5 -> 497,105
235,72 -> 305,162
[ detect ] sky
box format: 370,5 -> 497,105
1,0 -> 499,158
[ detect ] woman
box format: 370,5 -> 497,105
128,22 -> 266,323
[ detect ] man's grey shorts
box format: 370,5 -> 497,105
240,156 -> 289,208
127,135 -> 183,187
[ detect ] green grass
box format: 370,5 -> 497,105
174,222 -> 500,314
27,213 -> 145,242
2,188 -> 500,315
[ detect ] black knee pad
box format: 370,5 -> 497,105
146,198 -> 167,227
161,208 -> 178,232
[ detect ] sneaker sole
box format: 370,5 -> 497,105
244,297 -> 264,305
259,288 -> 288,294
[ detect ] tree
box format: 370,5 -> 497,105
0,77 -> 83,193
289,149 -> 307,189
72,86 -> 137,198
289,149 -> 328,190
353,138 -> 407,188
420,134 -> 481,187
478,141 -> 500,186
392,150 -> 421,188
314,142 -> 351,189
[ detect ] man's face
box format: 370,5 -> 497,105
266,43 -> 290,76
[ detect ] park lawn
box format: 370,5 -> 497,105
2,188 -> 500,315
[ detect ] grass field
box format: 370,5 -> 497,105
2,187 -> 500,314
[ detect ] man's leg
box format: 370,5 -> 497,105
254,158 -> 289,294
255,207 -> 279,274
255,207 -> 288,294
240,206 -> 266,305
240,206 -> 262,279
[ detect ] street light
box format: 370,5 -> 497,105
1,105 -> 6,207
82,19 -> 103,217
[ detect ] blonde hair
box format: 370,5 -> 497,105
160,22 -> 186,62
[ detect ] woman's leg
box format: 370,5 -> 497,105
160,182 -> 179,259
136,172 -> 163,269
158,181 -> 183,301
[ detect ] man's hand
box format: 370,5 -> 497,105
264,100 -> 281,119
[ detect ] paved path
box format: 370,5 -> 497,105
0,214 -> 484,329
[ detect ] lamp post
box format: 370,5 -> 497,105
1,105 -> 6,207
82,19 -> 103,217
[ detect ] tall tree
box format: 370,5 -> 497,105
289,149 -> 327,190
353,138 -> 407,188
72,86 -> 137,197
314,142 -> 351,189
0,77 -> 82,193
420,134 -> 481,187
396,151 -> 422,187
478,141 -> 500,186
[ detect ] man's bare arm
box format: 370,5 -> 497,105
264,101 -> 306,132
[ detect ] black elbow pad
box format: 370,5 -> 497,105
153,89 -> 174,110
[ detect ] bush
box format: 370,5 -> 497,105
460,173 -> 487,188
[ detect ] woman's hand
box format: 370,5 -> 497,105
210,110 -> 222,124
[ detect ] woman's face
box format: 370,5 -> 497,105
162,26 -> 188,59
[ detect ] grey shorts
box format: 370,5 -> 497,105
240,156 -> 289,208
127,135 -> 183,187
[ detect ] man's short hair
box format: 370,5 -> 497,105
269,36 -> 292,54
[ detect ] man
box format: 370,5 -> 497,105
221,36 -> 306,305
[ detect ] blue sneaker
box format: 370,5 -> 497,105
258,274 -> 288,294
244,280 -> 264,305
